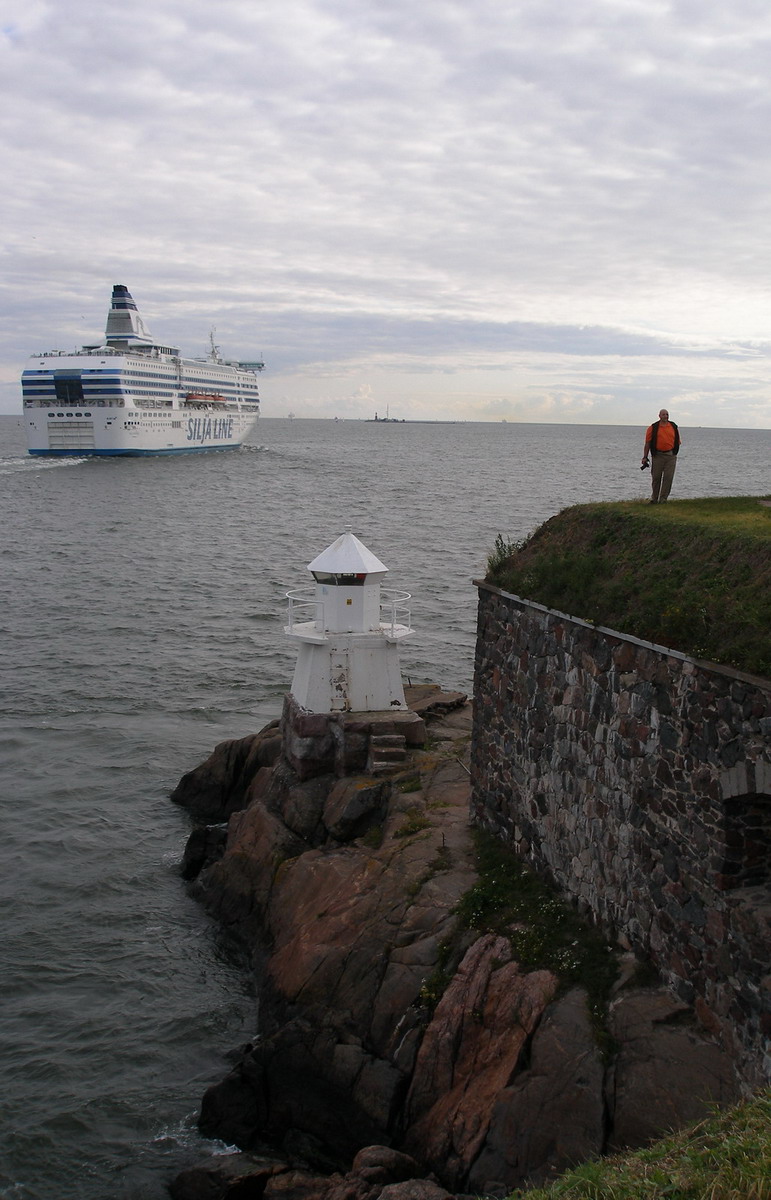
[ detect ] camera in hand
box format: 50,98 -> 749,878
641,459 -> 650,471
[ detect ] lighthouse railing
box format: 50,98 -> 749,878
287,586 -> 411,636
380,588 -> 412,637
286,587 -> 324,631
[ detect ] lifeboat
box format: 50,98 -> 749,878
185,391 -> 227,404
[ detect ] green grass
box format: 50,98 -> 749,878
454,831 -> 618,1027
393,807 -> 432,838
361,823 -> 384,850
486,498 -> 771,677
418,937 -> 455,1009
505,1089 -> 771,1199
414,831 -> 617,1027
632,496 -> 771,536
406,843 -> 455,899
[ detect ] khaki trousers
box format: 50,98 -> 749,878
651,451 -> 677,501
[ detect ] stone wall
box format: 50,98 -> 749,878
471,582 -> 771,1087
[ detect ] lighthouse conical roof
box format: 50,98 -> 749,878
307,531 -> 388,575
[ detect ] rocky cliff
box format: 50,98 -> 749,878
170,686 -> 739,1200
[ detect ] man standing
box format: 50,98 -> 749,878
642,408 -> 681,503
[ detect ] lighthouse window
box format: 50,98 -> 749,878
312,572 -> 367,585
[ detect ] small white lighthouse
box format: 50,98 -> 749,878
285,527 -> 413,714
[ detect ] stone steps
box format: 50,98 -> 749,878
368,733 -> 408,775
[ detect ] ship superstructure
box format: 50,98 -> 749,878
22,285 -> 263,456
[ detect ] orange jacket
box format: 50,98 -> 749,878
645,420 -> 680,454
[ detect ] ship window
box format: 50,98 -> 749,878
54,376 -> 84,404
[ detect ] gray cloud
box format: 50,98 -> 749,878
2,0 -> 771,427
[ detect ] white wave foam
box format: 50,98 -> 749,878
0,456 -> 86,475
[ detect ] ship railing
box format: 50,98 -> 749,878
35,347 -> 123,358
285,587 -> 412,636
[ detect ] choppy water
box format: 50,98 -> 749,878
0,414 -> 768,1198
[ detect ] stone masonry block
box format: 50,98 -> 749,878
473,583 -> 771,1087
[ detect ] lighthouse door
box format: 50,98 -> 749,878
329,648 -> 350,711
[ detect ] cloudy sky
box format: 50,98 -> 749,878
3,0 -> 771,426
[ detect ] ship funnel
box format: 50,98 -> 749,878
105,285 -> 155,347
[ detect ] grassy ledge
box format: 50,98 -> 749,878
505,1089 -> 771,1199
486,498 -> 771,678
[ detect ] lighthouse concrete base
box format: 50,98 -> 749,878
282,694 -> 426,782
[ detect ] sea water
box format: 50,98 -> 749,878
0,415 -> 768,1198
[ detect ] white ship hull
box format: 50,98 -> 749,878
24,390 -> 259,456
22,286 -> 263,457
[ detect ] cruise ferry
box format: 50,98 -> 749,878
22,285 -> 263,456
